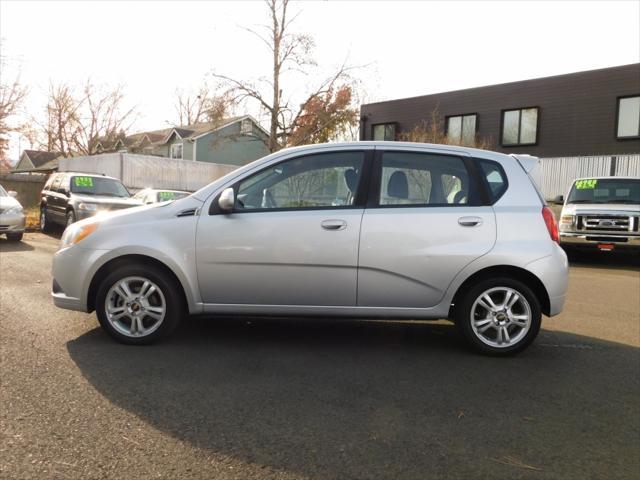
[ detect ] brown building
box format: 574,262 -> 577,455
360,64 -> 640,158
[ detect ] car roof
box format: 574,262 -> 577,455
573,176 -> 639,181
59,172 -> 119,181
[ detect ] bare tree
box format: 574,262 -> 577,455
212,0 -> 359,152
34,80 -> 135,157
0,50 -> 28,164
174,85 -> 233,126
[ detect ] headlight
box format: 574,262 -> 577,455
78,202 -> 98,211
60,220 -> 100,250
559,215 -> 574,231
5,205 -> 23,215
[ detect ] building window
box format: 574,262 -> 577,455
240,118 -> 253,135
170,143 -> 183,159
446,114 -> 477,146
617,95 -> 640,139
501,107 -> 539,146
372,123 -> 396,141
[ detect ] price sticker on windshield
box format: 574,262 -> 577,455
575,179 -> 598,189
74,176 -> 94,187
158,191 -> 176,201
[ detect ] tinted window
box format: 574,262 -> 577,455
478,159 -> 508,202
378,152 -> 471,206
446,114 -> 477,146
617,96 -> 640,139
50,174 -> 63,192
372,124 -> 396,141
501,108 -> 538,146
567,178 -> 640,204
70,176 -> 130,197
236,151 -> 365,210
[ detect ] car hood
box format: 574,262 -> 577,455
0,196 -> 22,210
562,203 -> 640,215
72,194 -> 142,207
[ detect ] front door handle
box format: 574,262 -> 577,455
321,219 -> 347,231
458,216 -> 483,227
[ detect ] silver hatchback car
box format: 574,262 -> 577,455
52,142 -> 568,355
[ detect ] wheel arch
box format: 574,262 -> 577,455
448,265 -> 551,318
87,254 -> 188,313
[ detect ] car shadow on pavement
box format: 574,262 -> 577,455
0,238 -> 35,252
566,250 -> 639,270
67,318 -> 639,479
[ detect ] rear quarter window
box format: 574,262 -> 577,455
477,159 -> 508,203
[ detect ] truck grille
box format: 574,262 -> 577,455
576,214 -> 639,233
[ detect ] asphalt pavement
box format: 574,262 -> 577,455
1,233 -> 639,479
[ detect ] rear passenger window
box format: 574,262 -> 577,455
477,159 -> 508,203
50,175 -> 62,192
378,151 -> 473,206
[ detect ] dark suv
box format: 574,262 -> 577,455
40,172 -> 141,230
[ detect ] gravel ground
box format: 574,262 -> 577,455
1,233 -> 639,480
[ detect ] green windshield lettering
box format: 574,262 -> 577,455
575,179 -> 598,190
73,176 -> 94,187
158,192 -> 176,200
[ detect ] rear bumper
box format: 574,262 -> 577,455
525,245 -> 569,317
560,232 -> 640,250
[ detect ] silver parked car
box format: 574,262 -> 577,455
0,184 -> 26,241
51,142 -> 568,355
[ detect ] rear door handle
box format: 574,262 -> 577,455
458,216 -> 482,227
321,219 -> 347,231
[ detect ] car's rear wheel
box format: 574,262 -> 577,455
95,264 -> 184,345
6,232 -> 23,241
455,277 -> 541,356
40,206 -> 52,232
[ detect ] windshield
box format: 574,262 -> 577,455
70,176 -> 130,197
0,185 -> 7,196
567,178 -> 640,204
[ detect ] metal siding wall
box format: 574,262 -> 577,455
59,154 -> 122,178
615,155 -> 640,177
58,153 -> 238,192
539,154 -> 640,199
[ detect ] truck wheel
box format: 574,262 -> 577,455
66,210 -> 76,227
6,232 -> 23,241
40,207 -> 52,232
455,277 -> 542,356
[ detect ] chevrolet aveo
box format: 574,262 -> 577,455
52,142 -> 568,355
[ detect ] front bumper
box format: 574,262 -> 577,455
0,212 -> 26,233
560,232 -> 640,249
51,245 -> 110,312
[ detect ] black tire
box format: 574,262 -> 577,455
6,232 -> 23,241
66,210 -> 76,227
95,263 -> 184,345
40,206 -> 52,232
455,277 -> 542,356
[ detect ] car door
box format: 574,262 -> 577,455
47,174 -> 66,223
196,149 -> 371,307
357,148 -> 496,308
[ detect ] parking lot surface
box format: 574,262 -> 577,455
1,233 -> 639,479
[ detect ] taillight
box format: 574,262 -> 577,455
542,206 -> 559,243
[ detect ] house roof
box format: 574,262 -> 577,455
22,150 -> 62,168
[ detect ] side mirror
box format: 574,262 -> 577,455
57,188 -> 68,196
218,187 -> 235,212
8,190 -> 17,198
553,195 -> 564,205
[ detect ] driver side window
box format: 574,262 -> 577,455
236,151 -> 365,211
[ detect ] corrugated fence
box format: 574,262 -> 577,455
540,154 -> 639,200
59,153 -> 238,192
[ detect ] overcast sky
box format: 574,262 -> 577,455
1,0 -> 639,160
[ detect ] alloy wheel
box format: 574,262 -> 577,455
104,276 -> 167,338
470,287 -> 532,348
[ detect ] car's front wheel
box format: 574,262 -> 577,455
6,232 -> 23,241
455,277 -> 541,356
40,206 -> 52,232
95,264 -> 184,345
66,210 -> 76,227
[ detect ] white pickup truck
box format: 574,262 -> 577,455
555,176 -> 640,253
